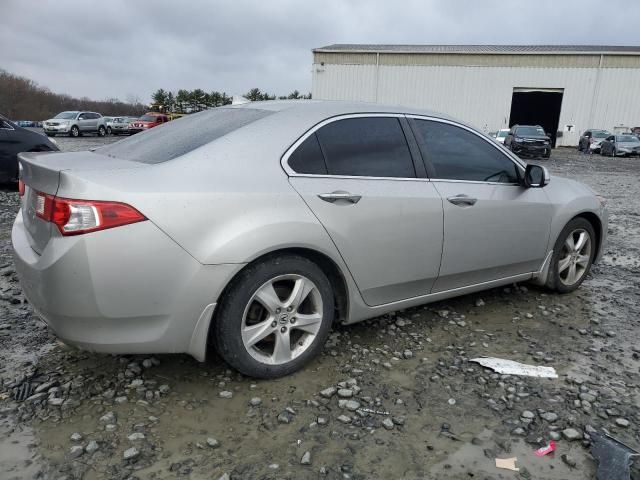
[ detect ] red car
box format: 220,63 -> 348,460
129,113 -> 169,134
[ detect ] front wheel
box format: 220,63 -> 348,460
212,255 -> 334,378
69,125 -> 80,137
546,218 -> 596,293
106,126 -> 112,135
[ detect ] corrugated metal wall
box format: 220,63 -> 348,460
312,54 -> 640,146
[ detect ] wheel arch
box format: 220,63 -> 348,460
573,211 -> 603,262
207,246 -> 350,354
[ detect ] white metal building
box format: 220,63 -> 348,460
311,44 -> 640,146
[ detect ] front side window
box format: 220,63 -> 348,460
314,117 -> 415,178
412,120 -> 520,183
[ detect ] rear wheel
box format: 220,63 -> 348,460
97,126 -> 106,137
546,218 -> 596,293
212,255 -> 334,378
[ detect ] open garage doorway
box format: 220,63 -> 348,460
508,88 -> 563,147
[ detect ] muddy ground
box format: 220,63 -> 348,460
0,140 -> 639,480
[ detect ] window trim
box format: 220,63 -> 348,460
281,113 -> 424,181
282,113 -> 526,185
406,114 -> 526,186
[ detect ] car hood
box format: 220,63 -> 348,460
518,134 -> 550,141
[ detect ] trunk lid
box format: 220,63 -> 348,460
18,151 -> 143,254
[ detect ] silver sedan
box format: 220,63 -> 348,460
12,101 -> 607,378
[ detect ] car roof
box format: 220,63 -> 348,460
227,99 -> 455,121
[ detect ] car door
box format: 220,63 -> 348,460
408,117 -> 552,292
286,115 -> 444,306
77,112 -> 90,132
0,120 -> 11,174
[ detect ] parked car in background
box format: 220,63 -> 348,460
129,113 -> 169,134
600,134 -> 640,157
12,101 -> 607,378
579,129 -> 611,153
15,120 -> 37,128
107,117 -> 136,135
43,111 -> 107,137
494,128 -> 510,144
504,125 -> 551,158
0,114 -> 58,183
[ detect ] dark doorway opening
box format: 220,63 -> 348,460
508,90 -> 563,147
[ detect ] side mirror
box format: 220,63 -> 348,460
523,164 -> 550,188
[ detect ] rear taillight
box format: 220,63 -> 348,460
18,179 -> 25,197
34,192 -> 146,236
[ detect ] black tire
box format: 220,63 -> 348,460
97,126 -> 106,137
107,126 -> 112,135
70,125 -> 80,137
212,255 -> 334,378
546,217 -> 596,293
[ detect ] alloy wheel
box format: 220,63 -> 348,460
558,228 -> 592,286
241,274 -> 323,365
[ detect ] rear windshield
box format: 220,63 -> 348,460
497,130 -> 508,138
97,107 -> 272,164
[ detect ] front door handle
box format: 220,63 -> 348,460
318,191 -> 362,204
447,194 -> 477,206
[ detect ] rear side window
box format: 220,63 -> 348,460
315,117 -> 415,178
288,133 -> 327,174
97,108 -> 272,164
412,120 -> 520,183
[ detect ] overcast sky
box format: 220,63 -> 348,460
2,0 -> 638,103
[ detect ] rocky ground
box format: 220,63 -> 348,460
0,144 -> 639,480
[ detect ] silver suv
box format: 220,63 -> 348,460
43,111 -> 107,137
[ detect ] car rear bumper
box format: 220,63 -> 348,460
12,211 -> 243,361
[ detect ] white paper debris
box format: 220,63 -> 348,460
470,357 -> 558,379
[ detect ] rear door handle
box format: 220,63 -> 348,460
318,191 -> 362,204
447,194 -> 477,206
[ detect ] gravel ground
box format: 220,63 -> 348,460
0,142 -> 639,480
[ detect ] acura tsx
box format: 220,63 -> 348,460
12,101 -> 607,378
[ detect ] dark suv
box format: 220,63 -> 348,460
504,125 -> 551,158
